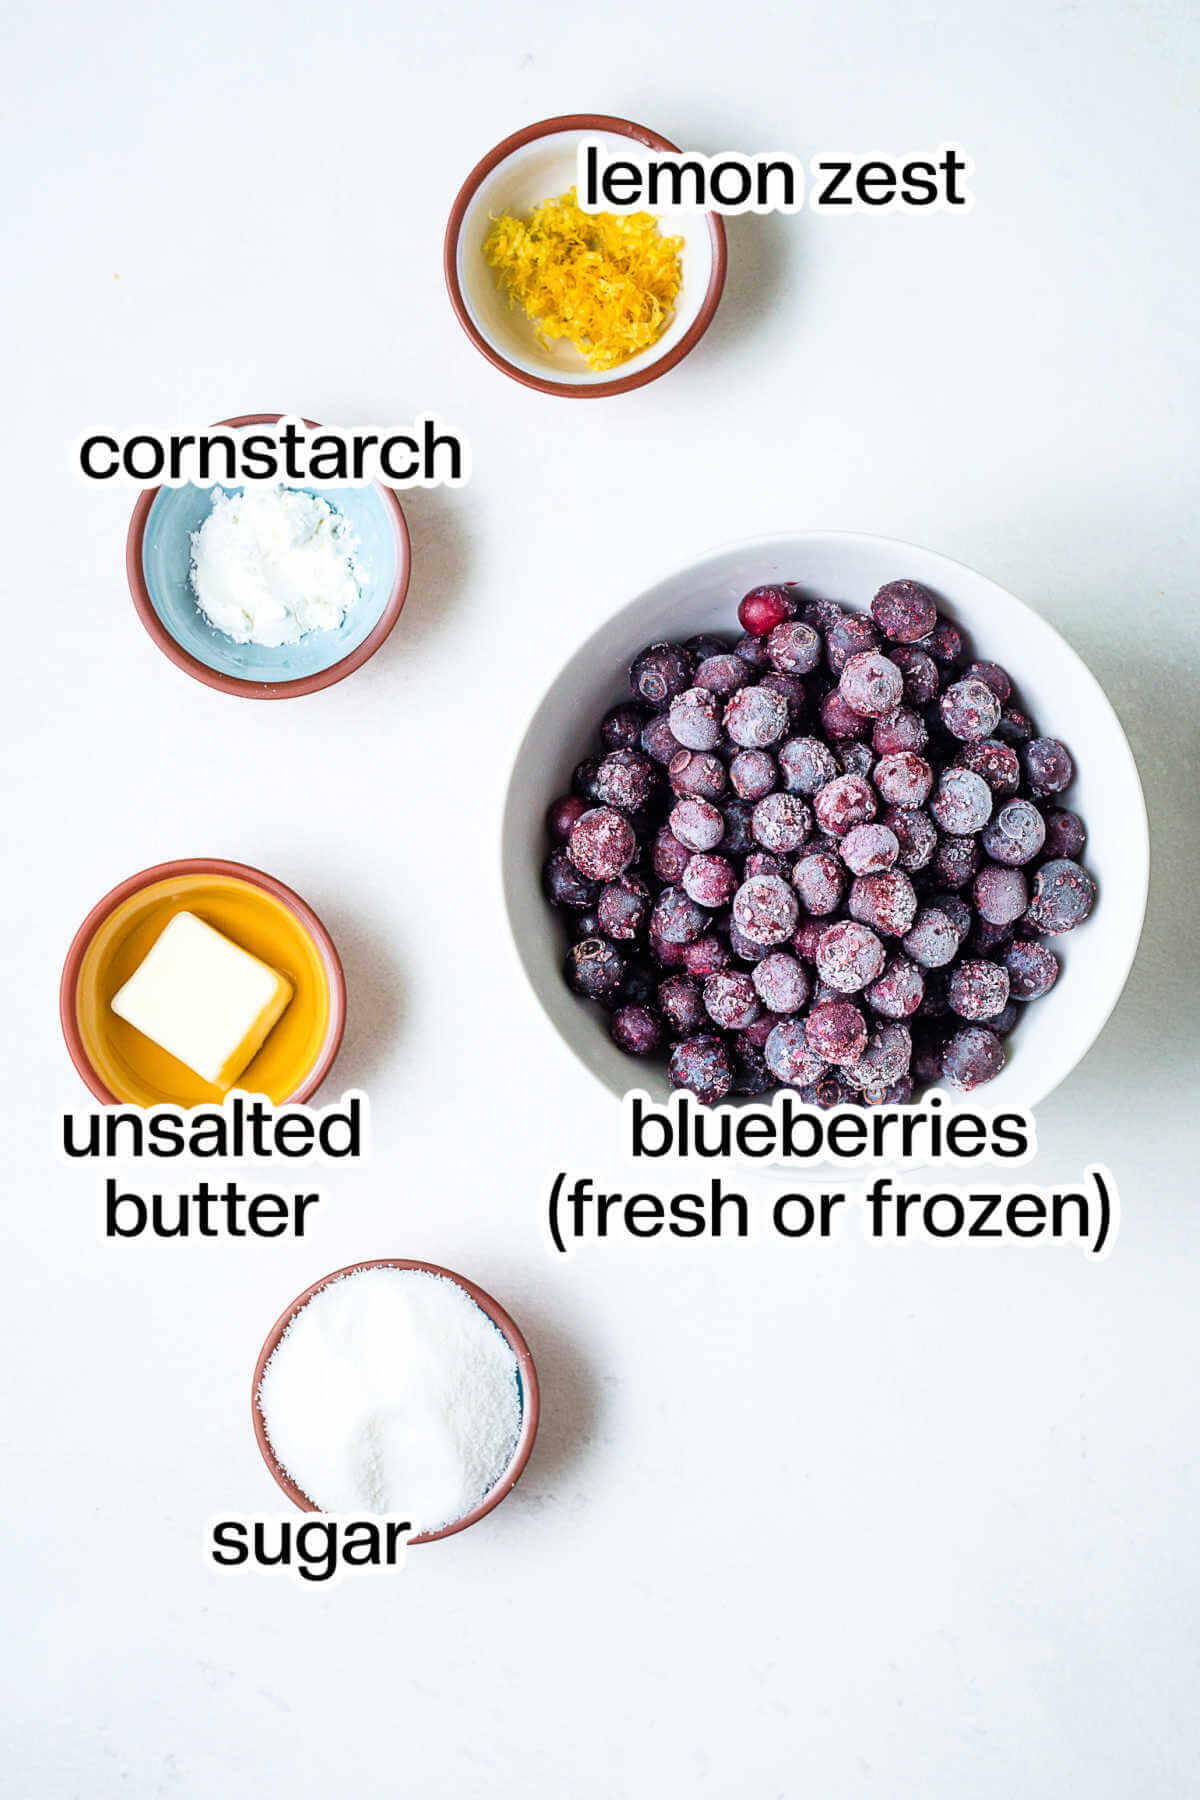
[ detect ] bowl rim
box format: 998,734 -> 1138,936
251,1258 -> 541,1545
501,527 -> 1151,1120
444,112 -> 728,399
125,412 -> 412,700
59,856 -> 347,1106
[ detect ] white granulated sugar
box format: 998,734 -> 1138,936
189,485 -> 362,647
257,1268 -> 523,1533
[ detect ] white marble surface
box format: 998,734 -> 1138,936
3,0 -> 1198,1793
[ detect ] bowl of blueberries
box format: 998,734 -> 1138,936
502,533 -> 1147,1114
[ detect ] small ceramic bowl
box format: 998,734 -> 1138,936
252,1258 -> 540,1545
126,413 -> 410,699
445,114 -> 727,398
60,858 -> 346,1106
501,531 -> 1149,1120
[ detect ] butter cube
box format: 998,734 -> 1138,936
111,911 -> 293,1089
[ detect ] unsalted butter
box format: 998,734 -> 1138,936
111,911 -> 293,1089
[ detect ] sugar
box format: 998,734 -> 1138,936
256,1267 -> 523,1533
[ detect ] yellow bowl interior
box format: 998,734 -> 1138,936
74,873 -> 332,1106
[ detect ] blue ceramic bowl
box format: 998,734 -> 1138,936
126,414 -> 411,699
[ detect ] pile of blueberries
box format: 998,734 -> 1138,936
542,579 -> 1096,1104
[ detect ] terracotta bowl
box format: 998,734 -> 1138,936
252,1259 -> 540,1545
126,413 -> 410,699
60,858 -> 346,1106
445,114 -> 727,398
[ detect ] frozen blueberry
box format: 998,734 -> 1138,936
871,579 -> 939,644
956,737 -> 1021,796
835,741 -> 876,780
964,660 -> 1012,704
823,612 -> 878,675
922,618 -> 963,665
848,870 -> 918,937
840,823 -> 899,875
651,886 -> 709,945
865,954 -> 925,1019
641,713 -> 681,765
669,686 -> 723,751
668,1035 -> 733,1103
727,921 -> 770,963
568,806 -> 638,880
792,851 -> 846,916
941,1026 -> 1004,1090
872,707 -> 929,756
744,851 -> 788,881
846,1022 -> 912,1090
630,641 -> 694,707
670,797 -> 725,852
565,937 -> 626,1000
819,688 -> 873,742
932,832 -> 982,888
703,970 -> 761,1031
940,678 -> 1002,742
792,918 -> 827,961
730,748 -> 778,800
874,751 -> 933,808
737,585 -> 796,636
732,874 -> 800,946
1024,859 -> 1097,934
890,645 -> 940,705
683,933 -> 732,978
764,1018 -> 828,1086
752,952 -> 811,1015
814,772 -> 877,837
902,907 -> 960,969
652,826 -> 692,884
546,793 -> 587,841
657,974 -> 706,1036
767,619 -> 823,674
724,684 -> 790,748
981,798 -> 1045,866
731,1043 -> 774,1095
948,959 -> 1011,1021
734,632 -> 770,670
601,702 -> 650,752
597,873 -> 651,940
721,801 -> 755,857
669,749 -> 727,802
682,853 -> 739,910
805,1000 -> 869,1067
693,653 -> 751,697
610,1004 -> 663,1056
572,758 -> 602,800
544,847 -> 598,911
816,921 -> 887,992
753,792 -> 813,853
1022,736 -> 1074,797
973,863 -> 1029,927
883,806 -> 938,873
1002,940 -> 1060,1000
687,632 -> 732,663
1042,808 -> 1087,861
930,767 -> 993,836
994,705 -> 1035,746
594,749 -> 658,812
840,650 -> 904,718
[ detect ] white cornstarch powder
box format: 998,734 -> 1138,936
189,485 -> 362,646
257,1268 -> 523,1533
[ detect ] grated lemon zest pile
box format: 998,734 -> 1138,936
482,188 -> 684,372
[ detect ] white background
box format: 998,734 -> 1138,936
3,0 -> 1198,1794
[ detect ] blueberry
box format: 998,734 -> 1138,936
669,686 -> 723,751
652,826 -> 692,884
630,641 -> 695,707
964,660 -> 1012,704
981,798 -> 1045,866
767,620 -> 822,674
610,1004 -> 663,1056
546,793 -> 586,840
601,702 -> 650,751
1042,808 -> 1087,861
564,937 -> 626,1000
752,952 -> 811,1014
759,671 -> 806,727
814,773 -> 877,837
597,873 -> 651,940
641,713 -> 682,765
819,688 -> 872,742
871,579 -> 939,644
683,853 -> 739,909
670,796 -> 725,852
805,1001 -> 869,1067
956,737 -> 1020,796
651,886 -> 709,945
883,806 -> 938,873
792,851 -> 846,916
890,645 -> 940,705
594,749 -> 658,813
922,618 -> 963,665
720,801 -> 756,858
848,870 -> 918,937
840,823 -> 899,875
684,933 -> 733,978
657,974 -> 706,1036
874,752 -> 932,808
734,632 -> 770,670
941,1026 -> 1005,1090
948,959 -> 1010,1022
930,767 -> 993,836
544,848 -> 598,911
693,653 -> 751,697
703,970 -> 761,1030
940,678 -> 1002,742
752,792 -> 813,853
840,650 -> 904,718
724,684 -> 790,749
816,921 -> 887,992
731,874 -> 800,946
669,748 -> 727,802
567,807 -> 638,880
932,832 -> 982,888
764,1018 -> 829,1086
973,863 -> 1029,927
730,748 -> 778,801
825,612 -> 879,673
1003,939 -> 1060,1000
872,707 -> 929,756
865,954 -> 925,1019
1024,859 -> 1097,934
1022,736 -> 1074,797
668,1035 -> 733,1102
902,907 -> 960,969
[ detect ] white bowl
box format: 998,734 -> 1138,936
501,531 -> 1148,1117
445,114 -> 727,399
